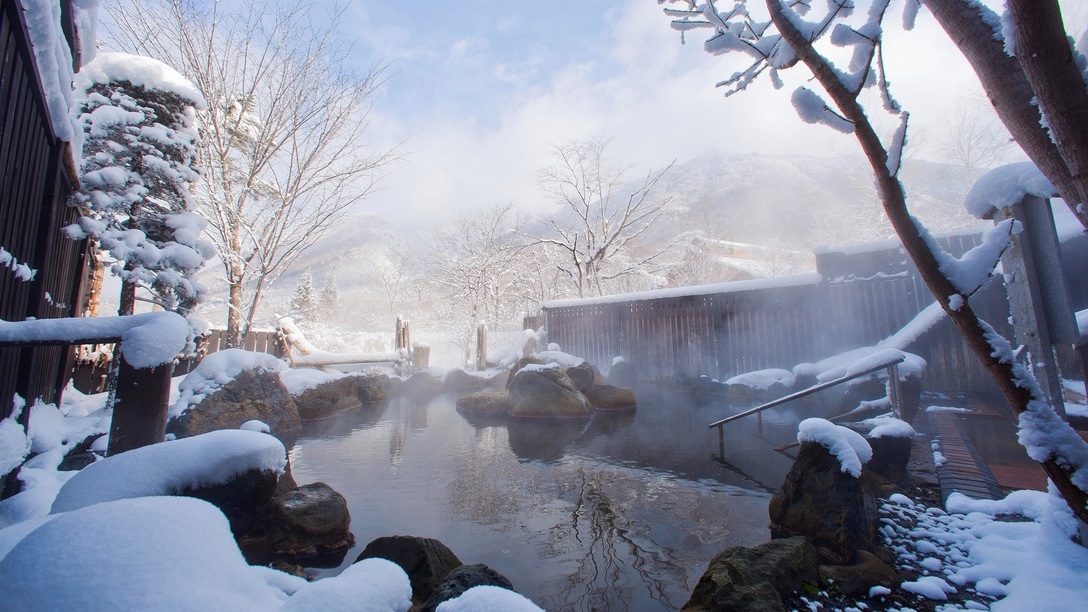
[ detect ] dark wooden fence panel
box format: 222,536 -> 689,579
0,0 -> 85,419
540,268 -> 1014,394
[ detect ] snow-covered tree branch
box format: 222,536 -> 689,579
661,0 -> 1088,524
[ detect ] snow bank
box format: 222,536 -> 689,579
0,398 -> 29,480
50,430 -> 286,514
436,585 -> 545,611
76,51 -> 206,107
797,418 -> 873,477
0,496 -> 292,610
279,558 -> 411,611
171,348 -> 289,418
725,368 -> 795,390
491,328 -> 542,369
280,368 -> 344,395
965,162 -> 1057,219
517,362 -> 562,376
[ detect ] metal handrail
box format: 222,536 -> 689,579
710,354 -> 905,451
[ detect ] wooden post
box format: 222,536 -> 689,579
475,322 -> 488,371
887,362 -> 901,420
107,354 -> 173,456
413,343 -> 430,370
994,195 -> 1078,417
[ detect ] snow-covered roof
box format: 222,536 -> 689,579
542,274 -> 822,309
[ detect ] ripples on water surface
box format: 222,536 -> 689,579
288,386 -> 807,611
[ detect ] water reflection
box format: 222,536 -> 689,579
288,388 -> 795,611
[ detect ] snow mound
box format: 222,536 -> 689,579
797,418 -> 873,477
50,430 -> 286,514
171,348 -> 289,418
280,558 -> 411,611
533,350 -> 585,369
0,413 -> 29,479
861,416 -> 915,439
0,496 -> 289,610
516,362 -> 561,376
725,368 -> 795,390
76,51 -> 206,107
436,585 -> 545,611
280,368 -> 344,395
964,162 -> 1057,219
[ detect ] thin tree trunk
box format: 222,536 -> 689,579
1007,0 -> 1088,217
226,274 -> 244,348
924,0 -> 1088,229
767,0 -> 1088,524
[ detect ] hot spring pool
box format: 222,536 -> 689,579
287,387 -> 802,611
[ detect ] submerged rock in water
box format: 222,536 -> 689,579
266,482 -> 354,563
584,383 -> 636,411
355,374 -> 393,406
455,390 -> 511,415
293,376 -> 360,421
506,366 -> 591,419
420,563 -> 517,612
682,536 -> 820,612
768,441 -> 880,565
168,368 -> 300,440
356,535 -> 463,603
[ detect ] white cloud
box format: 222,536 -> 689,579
359,0 -> 995,230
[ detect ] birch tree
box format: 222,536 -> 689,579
660,0 -> 1088,523
536,136 -> 676,298
105,0 -> 397,346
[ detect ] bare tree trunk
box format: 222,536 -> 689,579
226,275 -> 244,348
1007,0 -> 1088,217
925,0 -> 1088,229
767,0 -> 1088,525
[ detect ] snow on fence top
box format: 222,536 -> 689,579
0,311 -> 188,368
49,429 -> 287,514
76,51 -> 206,108
542,274 -> 822,309
797,417 -> 873,477
965,162 -> 1058,219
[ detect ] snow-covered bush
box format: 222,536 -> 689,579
66,52 -> 213,316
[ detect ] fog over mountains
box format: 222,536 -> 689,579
196,153 -> 985,333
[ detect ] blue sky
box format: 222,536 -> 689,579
347,0 -> 1016,228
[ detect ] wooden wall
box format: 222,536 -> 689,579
0,0 -> 86,419
542,235 -> 1015,395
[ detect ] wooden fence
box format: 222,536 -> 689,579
540,235 -> 1020,395
0,0 -> 87,420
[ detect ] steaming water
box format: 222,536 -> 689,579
287,387 -> 805,611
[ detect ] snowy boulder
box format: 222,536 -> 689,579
506,364 -> 591,419
444,368 -> 494,392
606,359 -> 638,389
292,376 -> 361,421
818,550 -> 898,598
263,482 -> 354,565
564,361 -> 603,392
434,585 -> 544,612
50,429 -> 286,514
169,366 -> 300,439
682,536 -> 820,612
420,563 -> 517,612
768,430 -> 881,565
505,356 -> 545,389
356,535 -> 464,604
